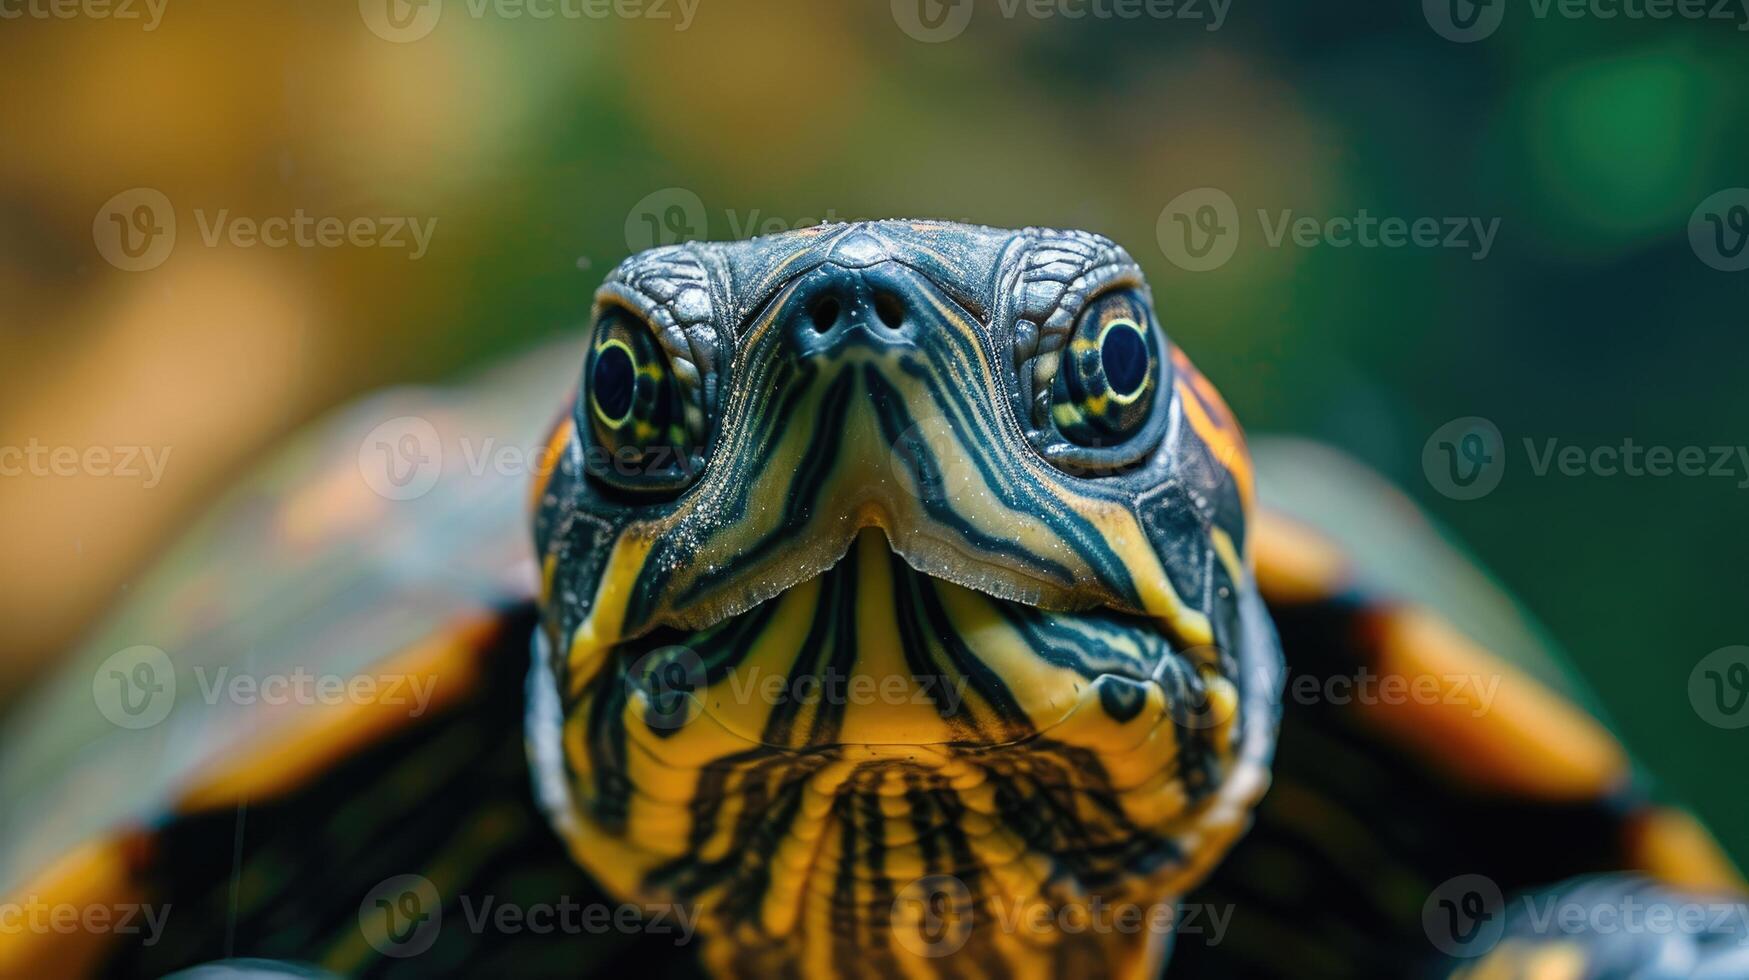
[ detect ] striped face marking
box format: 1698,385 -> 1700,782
528,223 -> 1278,978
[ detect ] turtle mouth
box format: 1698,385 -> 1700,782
614,527 -> 1223,753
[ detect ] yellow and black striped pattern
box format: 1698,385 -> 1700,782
529,223 -> 1280,978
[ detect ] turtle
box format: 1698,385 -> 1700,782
0,221 -> 1741,980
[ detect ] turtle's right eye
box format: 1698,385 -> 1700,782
580,308 -> 697,493
1050,289 -> 1161,447
1023,287 -> 1172,477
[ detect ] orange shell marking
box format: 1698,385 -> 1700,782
1172,347 -> 1254,522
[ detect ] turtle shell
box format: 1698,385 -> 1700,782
0,340 -> 583,898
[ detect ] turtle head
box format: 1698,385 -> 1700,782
527,221 -> 1282,977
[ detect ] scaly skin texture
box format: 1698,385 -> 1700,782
527,222 -> 1281,978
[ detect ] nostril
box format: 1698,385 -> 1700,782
873,290 -> 905,330
808,296 -> 841,333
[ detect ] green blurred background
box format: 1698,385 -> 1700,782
1,0 -> 1744,862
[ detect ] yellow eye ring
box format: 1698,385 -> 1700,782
1097,317 -> 1151,406
589,338 -> 638,429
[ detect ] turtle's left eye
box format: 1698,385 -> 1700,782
1050,289 -> 1161,447
581,308 -> 697,492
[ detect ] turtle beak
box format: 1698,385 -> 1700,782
614,525 -> 1198,753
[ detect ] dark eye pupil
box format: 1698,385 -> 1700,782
592,346 -> 635,422
1101,325 -> 1148,397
